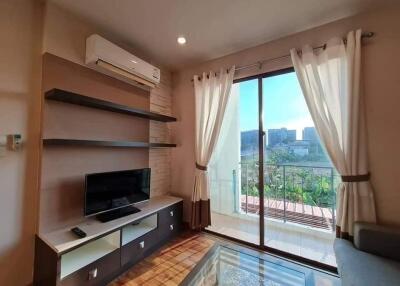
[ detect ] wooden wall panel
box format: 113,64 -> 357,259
39,53 -> 150,233
40,147 -> 149,232
42,53 -> 149,109
43,101 -> 149,142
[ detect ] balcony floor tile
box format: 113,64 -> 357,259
207,212 -> 337,267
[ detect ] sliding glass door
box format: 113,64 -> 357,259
262,70 -> 337,267
206,79 -> 260,245
206,68 -> 337,268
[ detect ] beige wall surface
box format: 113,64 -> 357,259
171,6 -> 400,225
43,3 -> 174,199
0,1 -> 173,284
39,53 -> 151,233
0,0 -> 44,285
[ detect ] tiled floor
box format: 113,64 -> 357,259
109,233 -> 215,286
207,212 -> 337,266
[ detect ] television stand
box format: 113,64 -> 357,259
97,205 -> 141,222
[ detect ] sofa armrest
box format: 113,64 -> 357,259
354,222 -> 400,261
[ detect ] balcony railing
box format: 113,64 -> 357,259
239,163 -> 339,231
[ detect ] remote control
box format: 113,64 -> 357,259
71,227 -> 87,238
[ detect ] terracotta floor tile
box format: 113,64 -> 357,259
148,256 -> 166,266
136,270 -> 157,282
169,273 -> 185,285
151,264 -> 167,274
160,260 -> 176,269
172,263 -> 187,272
180,258 -> 196,267
188,256 -> 201,264
180,268 -> 191,276
164,279 -> 179,286
186,248 -> 198,254
142,278 -> 164,286
109,232 -> 215,286
154,269 -> 177,283
175,251 -> 192,261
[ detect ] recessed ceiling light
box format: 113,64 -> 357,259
177,36 -> 186,45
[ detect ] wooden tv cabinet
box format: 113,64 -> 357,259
34,196 -> 183,286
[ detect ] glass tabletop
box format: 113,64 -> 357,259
182,244 -> 306,286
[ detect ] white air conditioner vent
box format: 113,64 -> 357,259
85,34 -> 160,89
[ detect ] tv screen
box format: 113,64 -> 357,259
84,168 -> 150,216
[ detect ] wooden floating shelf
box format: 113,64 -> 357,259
43,139 -> 176,148
45,88 -> 177,122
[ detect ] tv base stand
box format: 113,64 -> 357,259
96,205 -> 141,223
34,196 -> 183,286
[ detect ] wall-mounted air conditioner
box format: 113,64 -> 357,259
85,34 -> 160,89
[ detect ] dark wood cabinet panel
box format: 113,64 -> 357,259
158,201 -> 183,239
121,234 -> 146,266
60,250 -> 120,286
33,237 -> 59,286
159,201 -> 183,226
34,200 -> 183,286
121,202 -> 183,266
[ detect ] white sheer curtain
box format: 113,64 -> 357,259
290,30 -> 376,238
191,67 -> 235,230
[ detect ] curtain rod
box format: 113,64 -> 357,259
192,31 -> 374,81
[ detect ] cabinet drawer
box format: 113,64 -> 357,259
160,222 -> 181,238
159,202 -> 183,225
159,221 -> 181,240
60,249 -> 120,286
121,230 -> 159,266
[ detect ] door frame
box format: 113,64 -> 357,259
204,67 -> 338,273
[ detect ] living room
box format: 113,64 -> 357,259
1,1 -> 400,285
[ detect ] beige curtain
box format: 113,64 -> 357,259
191,67 -> 235,230
290,30 -> 376,238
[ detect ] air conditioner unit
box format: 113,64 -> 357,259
85,34 -> 160,89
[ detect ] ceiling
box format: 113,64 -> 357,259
50,0 -> 392,71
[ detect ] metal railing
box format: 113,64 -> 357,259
240,163 -> 339,231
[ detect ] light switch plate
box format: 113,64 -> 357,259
8,134 -> 22,151
0,135 -> 6,157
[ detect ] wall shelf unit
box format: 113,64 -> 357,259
43,139 -> 176,148
45,88 -> 177,122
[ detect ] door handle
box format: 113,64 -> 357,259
88,268 -> 97,280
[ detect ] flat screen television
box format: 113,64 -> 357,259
84,168 -> 150,218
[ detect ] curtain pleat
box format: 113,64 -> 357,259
290,30 -> 376,238
191,67 -> 235,230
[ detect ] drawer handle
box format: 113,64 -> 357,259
170,224 -> 174,231
88,268 -> 97,280
139,241 -> 145,249
170,211 -> 174,217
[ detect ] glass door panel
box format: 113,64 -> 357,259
262,71 -> 337,266
206,68 -> 338,268
206,79 -> 260,245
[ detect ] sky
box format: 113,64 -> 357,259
238,71 -> 314,140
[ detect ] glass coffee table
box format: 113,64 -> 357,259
181,243 -> 339,286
